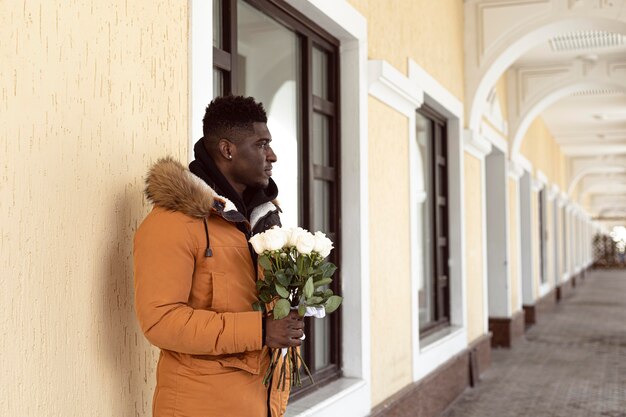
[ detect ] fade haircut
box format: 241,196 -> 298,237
202,95 -> 268,155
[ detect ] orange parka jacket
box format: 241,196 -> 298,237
133,157 -> 290,417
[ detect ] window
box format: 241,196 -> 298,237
538,189 -> 546,283
416,105 -> 450,336
213,0 -> 342,395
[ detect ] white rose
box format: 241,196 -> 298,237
313,231 -> 334,258
264,227 -> 287,251
249,232 -> 268,254
286,227 -> 306,247
295,231 -> 316,255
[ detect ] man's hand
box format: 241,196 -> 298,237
265,311 -> 304,348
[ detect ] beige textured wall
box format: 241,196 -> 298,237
520,117 -> 568,190
347,0 -> 465,100
507,178 -> 519,311
368,97 -> 413,406
1,1 -> 188,415
495,74 -> 509,122
464,153 -> 485,343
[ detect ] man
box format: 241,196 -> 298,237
134,95 -> 304,417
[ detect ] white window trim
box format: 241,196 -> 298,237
191,1 -> 371,416
368,58 -> 468,385
409,60 -> 468,383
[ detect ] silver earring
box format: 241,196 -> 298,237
228,155 -> 232,159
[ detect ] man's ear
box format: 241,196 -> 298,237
217,138 -> 234,161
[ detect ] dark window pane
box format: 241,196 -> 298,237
313,316 -> 330,370
312,47 -> 328,100
313,179 -> 330,233
313,113 -> 330,166
213,0 -> 222,49
213,69 -> 224,98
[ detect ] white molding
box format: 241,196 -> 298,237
285,378 -> 368,417
407,60 -> 467,383
532,178 -> 544,192
508,159 -> 524,180
368,60 -> 423,116
463,129 -> 492,159
536,170 -> 549,186
479,120 -> 509,154
287,2 -> 371,416
558,192 -> 568,207
547,184 -> 560,201
414,327 -> 467,382
189,0 -> 213,162
513,153 -> 533,174
408,59 -> 464,118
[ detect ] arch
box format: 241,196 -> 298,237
467,15 -> 626,133
568,165 -> 626,195
510,80 -> 626,156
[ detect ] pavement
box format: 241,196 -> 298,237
442,269 -> 626,417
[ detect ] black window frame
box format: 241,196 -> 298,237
212,0 -> 342,397
417,105 -> 451,338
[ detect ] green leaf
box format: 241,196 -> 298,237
306,296 -> 323,305
256,280 -> 267,291
275,283 -> 289,298
324,289 -> 334,298
303,277 -> 314,299
298,304 -> 307,317
259,292 -> 272,303
313,278 -> 332,288
321,263 -> 337,278
273,299 -> 291,320
252,301 -> 264,312
259,255 -> 272,270
275,271 -> 290,287
324,295 -> 343,314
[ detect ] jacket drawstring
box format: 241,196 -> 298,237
203,217 -> 213,257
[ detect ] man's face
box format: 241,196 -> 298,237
230,122 -> 277,190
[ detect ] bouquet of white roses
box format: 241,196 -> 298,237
249,226 -> 342,390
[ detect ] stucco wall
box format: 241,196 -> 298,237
495,74 -> 509,122
368,97 -> 413,407
347,0 -> 465,100
1,1 -> 188,415
520,117 -> 568,190
464,153 -> 485,343
508,178 -> 520,312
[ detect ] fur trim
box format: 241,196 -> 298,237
144,156 -> 216,218
250,201 -> 279,231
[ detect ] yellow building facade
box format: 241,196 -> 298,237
3,1 -> 612,416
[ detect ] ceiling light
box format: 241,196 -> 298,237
549,30 -> 625,51
593,113 -> 626,121
571,88 -> 621,96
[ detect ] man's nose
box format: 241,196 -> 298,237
267,147 -> 277,162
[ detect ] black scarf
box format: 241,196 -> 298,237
188,138 -> 279,222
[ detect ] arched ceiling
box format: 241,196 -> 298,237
465,0 -> 626,228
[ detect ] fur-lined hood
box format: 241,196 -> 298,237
144,157 -> 280,233
144,156 -> 218,218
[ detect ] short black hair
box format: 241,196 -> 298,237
202,95 -> 268,154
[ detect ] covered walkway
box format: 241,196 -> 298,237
442,269 -> 626,417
